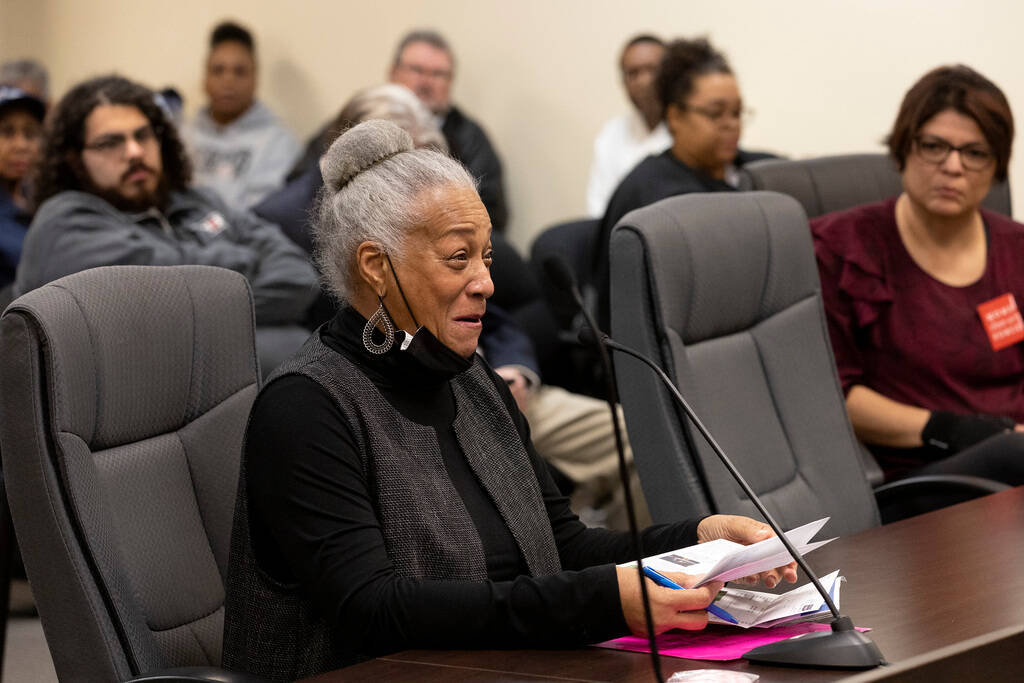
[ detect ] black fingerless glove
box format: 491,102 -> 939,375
921,411 -> 1015,454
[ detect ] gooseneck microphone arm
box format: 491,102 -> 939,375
595,332 -> 841,617
580,327 -> 886,668
541,257 -> 665,683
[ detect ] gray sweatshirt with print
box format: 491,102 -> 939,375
182,101 -> 300,210
15,188 -> 318,325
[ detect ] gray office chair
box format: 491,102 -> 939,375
530,218 -> 600,330
609,192 -> 1007,535
0,265 -> 265,682
745,152 -> 1011,218
530,218 -> 606,397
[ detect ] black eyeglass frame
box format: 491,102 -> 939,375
679,103 -> 754,126
912,134 -> 995,172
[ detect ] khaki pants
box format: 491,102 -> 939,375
523,385 -> 651,531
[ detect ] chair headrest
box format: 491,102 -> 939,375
745,154 -> 903,219
614,191 -> 818,344
6,265 -> 259,449
745,153 -> 1012,218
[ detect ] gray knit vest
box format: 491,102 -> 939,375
223,332 -> 561,681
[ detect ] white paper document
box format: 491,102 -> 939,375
708,570 -> 843,628
624,517 -> 835,587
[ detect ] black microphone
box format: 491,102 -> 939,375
581,327 -> 886,669
542,256 -> 665,683
576,326 -> 606,347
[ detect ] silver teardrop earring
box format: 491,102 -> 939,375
363,297 -> 395,354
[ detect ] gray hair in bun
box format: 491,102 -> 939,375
314,119 -> 476,302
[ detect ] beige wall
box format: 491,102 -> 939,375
3,0 -> 1022,250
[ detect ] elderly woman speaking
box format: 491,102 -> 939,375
223,120 -> 796,680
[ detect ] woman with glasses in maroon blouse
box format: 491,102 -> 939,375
812,65 -> 1024,485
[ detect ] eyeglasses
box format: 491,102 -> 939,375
83,125 -> 157,157
913,135 -> 994,171
682,103 -> 753,126
397,62 -> 452,81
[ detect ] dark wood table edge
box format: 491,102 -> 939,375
375,655 -> 602,681
841,622 -> 1024,682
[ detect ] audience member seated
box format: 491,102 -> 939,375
182,20 -> 299,209
390,29 -> 509,232
812,65 -> 1024,486
256,83 -> 445,255
15,75 -> 317,373
586,34 -> 671,218
258,83 -> 647,529
221,119 -> 796,679
0,58 -> 50,109
594,37 -> 775,329
0,87 -> 44,290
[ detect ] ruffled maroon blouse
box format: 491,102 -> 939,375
812,197 -> 1024,424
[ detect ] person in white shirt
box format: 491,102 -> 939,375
182,21 -> 299,210
586,35 -> 671,217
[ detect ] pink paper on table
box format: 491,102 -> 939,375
594,623 -> 869,661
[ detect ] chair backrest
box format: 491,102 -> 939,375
746,153 -> 1012,218
610,192 -> 879,536
530,218 -> 600,284
530,218 -> 600,321
0,265 -> 260,681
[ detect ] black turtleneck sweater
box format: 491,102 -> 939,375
245,306 -> 701,657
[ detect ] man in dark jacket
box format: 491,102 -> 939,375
389,29 -> 509,232
16,75 -> 317,373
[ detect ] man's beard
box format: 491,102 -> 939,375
83,163 -> 172,214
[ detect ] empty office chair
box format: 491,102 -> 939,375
0,484 -> 12,673
530,218 -> 601,326
529,218 -> 605,396
0,265 -> 264,682
610,192 -> 1007,534
745,153 -> 1011,218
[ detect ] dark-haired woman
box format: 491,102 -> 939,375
594,37 -> 774,329
812,65 -> 1024,485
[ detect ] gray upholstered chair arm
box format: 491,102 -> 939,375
874,474 -> 1010,503
873,473 -> 1008,525
856,443 -> 886,488
125,666 -> 269,682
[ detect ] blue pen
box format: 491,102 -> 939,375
642,566 -> 739,625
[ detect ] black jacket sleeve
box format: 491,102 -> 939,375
443,107 -> 509,232
245,373 -> 700,657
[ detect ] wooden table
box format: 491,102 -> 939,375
306,487 -> 1024,682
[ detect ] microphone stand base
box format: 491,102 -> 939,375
743,617 -> 886,670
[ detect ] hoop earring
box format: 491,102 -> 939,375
363,300 -> 395,354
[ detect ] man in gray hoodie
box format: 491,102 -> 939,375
16,75 -> 317,373
182,21 -> 299,210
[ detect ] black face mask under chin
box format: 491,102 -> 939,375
385,253 -> 473,376
397,325 -> 473,376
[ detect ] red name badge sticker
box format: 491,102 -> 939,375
977,293 -> 1024,351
